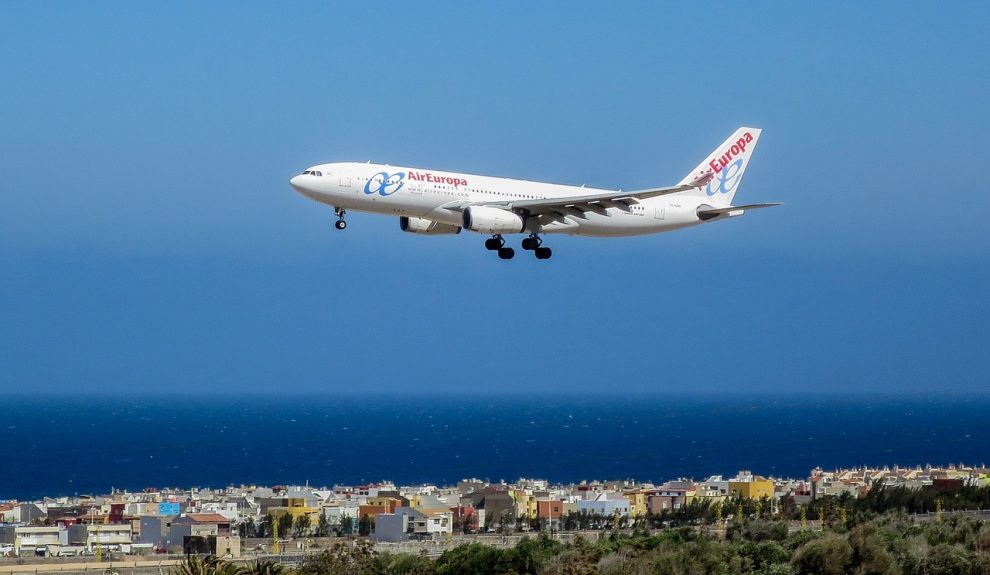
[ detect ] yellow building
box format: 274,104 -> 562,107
367,496 -> 403,509
271,498 -> 320,520
512,491 -> 538,520
694,491 -> 728,506
562,501 -> 578,516
624,491 -> 648,517
728,476 -> 774,500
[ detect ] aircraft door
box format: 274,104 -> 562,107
654,207 -> 665,220
339,175 -> 352,189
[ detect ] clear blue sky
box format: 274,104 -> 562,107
1,2 -> 987,395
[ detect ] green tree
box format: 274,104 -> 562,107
315,512 -> 331,538
738,540 -> 790,572
257,514 -> 274,539
378,551 -> 434,575
509,533 -> 561,574
497,510 -> 512,536
848,524 -> 898,575
358,514 -> 372,537
169,556 -> 240,575
238,517 -> 256,539
297,540 -> 380,575
977,525 -> 990,552
792,534 -> 853,575
293,514 -> 312,538
920,544 -> 971,575
238,560 -> 291,575
338,516 -> 354,536
434,543 -> 512,575
277,514 -> 294,540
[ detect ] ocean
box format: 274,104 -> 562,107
1,394 -> 987,501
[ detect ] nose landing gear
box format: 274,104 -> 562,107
334,207 -> 347,230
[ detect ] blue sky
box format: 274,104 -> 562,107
1,2 -> 988,395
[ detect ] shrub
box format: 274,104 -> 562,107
848,524 -> 898,575
791,534 -> 853,575
920,544 -> 970,575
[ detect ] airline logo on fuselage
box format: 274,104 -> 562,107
408,170 -> 468,188
365,172 -> 406,196
363,170 -> 471,196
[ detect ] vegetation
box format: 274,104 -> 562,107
171,556 -> 253,575
177,510 -> 990,575
293,515 -> 312,539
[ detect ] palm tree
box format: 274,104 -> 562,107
171,556 -> 240,575
237,560 -> 291,575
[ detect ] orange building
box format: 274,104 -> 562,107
536,500 -> 564,520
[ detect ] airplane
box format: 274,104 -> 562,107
289,126 -> 778,260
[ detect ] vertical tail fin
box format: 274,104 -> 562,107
679,127 -> 762,206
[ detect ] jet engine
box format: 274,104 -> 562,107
399,216 -> 461,235
462,206 -> 525,234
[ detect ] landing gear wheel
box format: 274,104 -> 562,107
521,236 -> 542,251
335,219 -> 347,230
485,235 -> 505,251
535,247 -> 552,260
497,247 -> 515,260
333,207 -> 347,230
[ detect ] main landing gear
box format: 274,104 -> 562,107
521,235 -> 552,260
485,235 -> 552,260
485,235 -> 515,260
333,207 -> 347,230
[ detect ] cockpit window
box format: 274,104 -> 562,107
302,170 -> 323,176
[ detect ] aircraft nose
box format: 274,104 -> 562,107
289,174 -> 305,192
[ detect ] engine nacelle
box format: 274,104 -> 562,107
462,206 -> 525,234
399,216 -> 461,235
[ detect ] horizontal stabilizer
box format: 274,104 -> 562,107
697,202 -> 781,221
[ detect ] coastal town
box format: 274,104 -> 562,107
2,464 -> 988,559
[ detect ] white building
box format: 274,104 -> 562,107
372,508 -> 452,542
66,524 -> 132,552
0,526 -> 65,556
576,494 -> 630,517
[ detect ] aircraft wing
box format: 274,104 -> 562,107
442,172 -> 714,216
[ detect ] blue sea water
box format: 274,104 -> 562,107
1,394 -> 987,501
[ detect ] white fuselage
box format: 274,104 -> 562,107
290,162 -> 708,237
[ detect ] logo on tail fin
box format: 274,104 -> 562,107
678,127 -> 760,204
706,159 -> 744,197
708,132 -> 754,174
